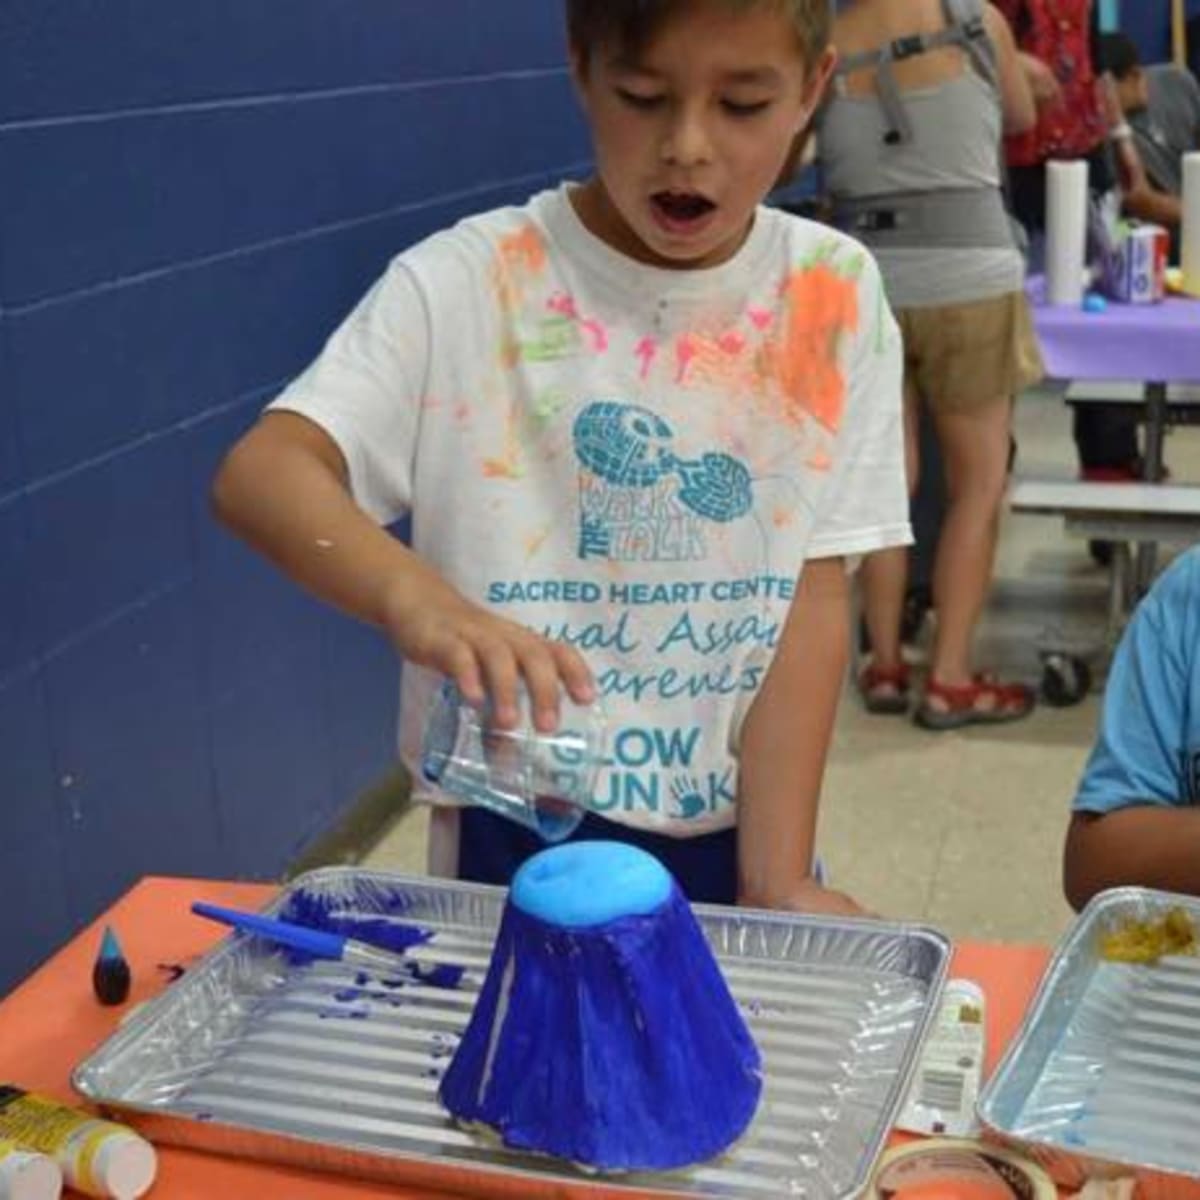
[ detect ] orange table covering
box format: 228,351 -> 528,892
0,876 -> 1052,1198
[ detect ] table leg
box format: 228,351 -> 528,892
1134,381 -> 1168,591
1143,381 -> 1168,481
1107,542 -> 1132,648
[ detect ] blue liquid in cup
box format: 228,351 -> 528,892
421,682 -> 603,842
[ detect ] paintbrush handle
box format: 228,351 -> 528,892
192,901 -> 348,962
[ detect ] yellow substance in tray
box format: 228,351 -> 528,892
1098,906 -> 1197,964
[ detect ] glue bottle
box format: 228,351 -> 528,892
0,1139 -> 61,1200
0,1089 -> 155,1200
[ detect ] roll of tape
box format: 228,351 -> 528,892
870,1138 -> 1057,1200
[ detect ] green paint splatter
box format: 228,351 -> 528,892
517,316 -> 581,363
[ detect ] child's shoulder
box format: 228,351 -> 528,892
1148,547 -> 1200,618
390,189 -> 560,278
767,208 -> 885,286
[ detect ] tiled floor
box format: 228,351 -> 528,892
363,388 -> 1199,949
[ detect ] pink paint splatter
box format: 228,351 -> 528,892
580,319 -> 608,353
675,334 -> 698,384
718,331 -> 746,355
748,307 -> 773,330
547,293 -> 607,352
635,337 -> 658,380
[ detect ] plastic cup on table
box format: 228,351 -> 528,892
421,680 -> 607,842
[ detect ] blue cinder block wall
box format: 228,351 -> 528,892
0,2 -> 590,993
1122,0 -> 1200,62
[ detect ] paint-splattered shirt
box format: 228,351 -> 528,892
271,185 -> 908,836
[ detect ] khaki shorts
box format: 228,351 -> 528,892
895,291 -> 1044,414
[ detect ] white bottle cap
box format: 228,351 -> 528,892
0,1148 -> 63,1200
87,1133 -> 156,1200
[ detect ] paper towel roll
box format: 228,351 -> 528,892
1182,152 -> 1200,298
1045,160 -> 1089,306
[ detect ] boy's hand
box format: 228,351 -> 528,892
744,876 -> 869,918
382,575 -> 594,732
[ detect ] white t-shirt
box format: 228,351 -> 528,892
271,184 -> 909,837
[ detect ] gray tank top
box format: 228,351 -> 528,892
817,49 -> 1024,308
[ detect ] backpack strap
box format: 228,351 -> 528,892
942,0 -> 1000,90
836,0 -> 1000,146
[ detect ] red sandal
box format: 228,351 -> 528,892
857,662 -> 911,715
915,673 -> 1035,731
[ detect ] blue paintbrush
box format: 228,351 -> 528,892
191,901 -> 409,972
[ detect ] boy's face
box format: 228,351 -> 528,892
1115,65 -> 1149,116
570,2 -> 834,270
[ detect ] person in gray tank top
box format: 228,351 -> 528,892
816,0 -> 1044,729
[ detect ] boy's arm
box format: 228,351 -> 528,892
1120,177 -> 1183,229
212,411 -> 592,730
1062,556 -> 1197,909
736,556 -> 863,915
1064,808 -> 1200,910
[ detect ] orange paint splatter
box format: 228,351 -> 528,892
492,223 -> 548,314
805,450 -> 833,472
668,328 -> 763,394
499,336 -> 522,370
775,261 -> 859,432
500,224 -> 546,276
524,527 -> 551,558
482,406 -> 524,479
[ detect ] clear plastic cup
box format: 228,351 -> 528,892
421,680 -> 607,842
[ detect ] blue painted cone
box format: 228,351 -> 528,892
93,925 -> 131,1005
439,842 -> 761,1172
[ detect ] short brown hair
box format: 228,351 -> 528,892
566,0 -> 831,70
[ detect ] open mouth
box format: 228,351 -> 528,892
651,191 -> 717,227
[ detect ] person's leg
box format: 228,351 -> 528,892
912,293 -> 1037,727
926,397 -> 1013,688
858,380 -> 920,709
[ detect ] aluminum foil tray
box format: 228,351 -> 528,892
979,887 -> 1200,1199
73,868 -> 949,1199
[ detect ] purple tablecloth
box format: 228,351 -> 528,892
1027,276 -> 1200,383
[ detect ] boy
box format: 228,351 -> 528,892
1099,32 -> 1200,247
213,0 -> 909,913
1064,548 -> 1200,910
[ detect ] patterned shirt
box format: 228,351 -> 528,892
996,0 -> 1107,165
271,186 -> 909,836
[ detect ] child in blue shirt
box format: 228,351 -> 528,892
1064,547 -> 1200,909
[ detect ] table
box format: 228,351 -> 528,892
1026,279 -> 1200,605
0,877 -> 1053,1199
1028,280 -> 1200,483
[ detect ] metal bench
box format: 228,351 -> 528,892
1064,379 -> 1200,415
1008,477 -> 1200,697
